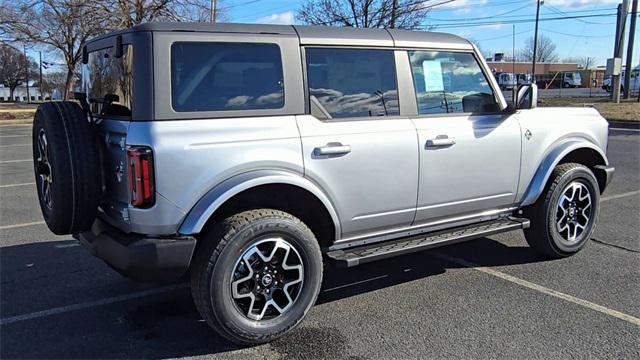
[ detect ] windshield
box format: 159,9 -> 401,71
81,45 -> 133,117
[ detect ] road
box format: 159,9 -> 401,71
1,123 -> 638,359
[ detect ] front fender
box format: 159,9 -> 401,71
178,170 -> 341,239
520,140 -> 608,207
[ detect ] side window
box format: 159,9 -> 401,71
171,42 -> 284,112
305,48 -> 399,119
82,45 -> 133,117
409,51 -> 499,115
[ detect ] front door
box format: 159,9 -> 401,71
297,47 -> 419,239
406,50 -> 521,225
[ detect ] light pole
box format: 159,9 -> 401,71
211,0 -> 217,23
531,0 -> 542,81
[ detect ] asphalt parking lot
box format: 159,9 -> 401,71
1,123 -> 638,359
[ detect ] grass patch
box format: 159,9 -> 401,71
539,97 -> 639,122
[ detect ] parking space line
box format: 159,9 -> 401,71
601,190 -> 640,202
610,128 -> 640,132
0,221 -> 45,230
430,251 -> 640,327
0,182 -> 35,188
0,143 -> 30,148
0,159 -> 31,164
0,124 -> 32,128
0,284 -> 188,326
0,135 -> 29,138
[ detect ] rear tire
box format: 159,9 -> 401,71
524,163 -> 600,258
190,209 -> 323,345
32,101 -> 100,235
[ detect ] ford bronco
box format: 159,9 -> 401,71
31,23 -> 614,345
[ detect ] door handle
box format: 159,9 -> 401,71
426,136 -> 456,148
315,143 -> 351,156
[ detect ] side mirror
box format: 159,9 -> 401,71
516,83 -> 538,110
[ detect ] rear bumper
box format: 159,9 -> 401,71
74,219 -> 196,283
594,165 -> 615,192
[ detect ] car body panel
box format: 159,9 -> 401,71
296,115 -> 419,239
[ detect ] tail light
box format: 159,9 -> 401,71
127,146 -> 155,208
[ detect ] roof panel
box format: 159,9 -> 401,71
294,25 -> 394,47
387,29 -> 472,50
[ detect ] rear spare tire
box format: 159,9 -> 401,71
32,101 -> 100,235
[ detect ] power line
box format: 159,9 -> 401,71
427,13 -> 617,29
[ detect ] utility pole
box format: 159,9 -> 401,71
624,0 -> 638,99
531,0 -> 542,82
390,0 -> 399,28
23,44 -> 30,103
513,24 -> 516,104
39,51 -> 43,102
612,0 -> 630,103
210,0 -> 217,23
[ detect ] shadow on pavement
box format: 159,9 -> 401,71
0,236 -> 548,359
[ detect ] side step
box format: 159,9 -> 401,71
326,217 -> 530,267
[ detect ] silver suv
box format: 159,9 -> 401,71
31,23 -> 614,345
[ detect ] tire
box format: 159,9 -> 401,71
191,209 -> 323,345
32,101 -> 100,235
523,163 -> 600,259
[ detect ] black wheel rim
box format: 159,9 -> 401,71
230,237 -> 304,321
35,129 -> 53,210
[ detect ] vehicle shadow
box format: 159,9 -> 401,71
0,235 -> 548,359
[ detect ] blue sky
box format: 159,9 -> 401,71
223,0 -> 639,67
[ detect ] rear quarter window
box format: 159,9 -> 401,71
171,42 -> 284,112
82,45 -> 133,118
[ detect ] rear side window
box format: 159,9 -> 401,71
409,51 -> 498,115
82,45 -> 133,117
305,48 -> 399,119
171,42 -> 284,112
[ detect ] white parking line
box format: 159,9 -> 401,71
0,124 -> 32,128
0,182 -> 35,188
0,221 -> 45,230
0,284 -> 188,326
0,143 -> 30,148
0,135 -> 29,138
0,159 -> 31,164
430,251 -> 640,327
601,190 -> 640,202
610,127 -> 640,132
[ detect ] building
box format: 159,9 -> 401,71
0,84 -> 51,102
486,61 -> 579,76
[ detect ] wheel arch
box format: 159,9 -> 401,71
521,141 -> 609,207
178,170 -> 341,247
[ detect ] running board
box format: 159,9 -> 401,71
326,217 -> 530,267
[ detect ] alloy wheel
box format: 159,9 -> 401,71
35,129 -> 53,209
555,181 -> 592,243
230,237 -> 304,321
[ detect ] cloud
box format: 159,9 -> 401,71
255,11 -> 295,25
436,0 -> 488,9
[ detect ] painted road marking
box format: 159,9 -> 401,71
0,284 -> 188,326
0,221 -> 45,230
0,182 -> 35,189
0,143 -> 30,148
430,251 -> 640,327
610,127 -> 640,132
601,190 -> 640,202
0,135 -> 29,138
0,159 -> 31,164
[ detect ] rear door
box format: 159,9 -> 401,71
297,47 -> 419,240
405,50 -> 521,225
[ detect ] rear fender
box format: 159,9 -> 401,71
178,170 -> 341,239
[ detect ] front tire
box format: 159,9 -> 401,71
190,209 -> 323,345
524,163 -> 600,259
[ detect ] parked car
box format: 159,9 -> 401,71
496,72 -> 517,90
32,23 -> 614,345
602,65 -> 640,93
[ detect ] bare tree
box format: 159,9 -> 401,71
40,71 -> 68,98
297,0 -> 432,29
0,44 -> 38,101
100,0 -> 222,29
0,0 -> 107,99
519,34 -> 558,63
